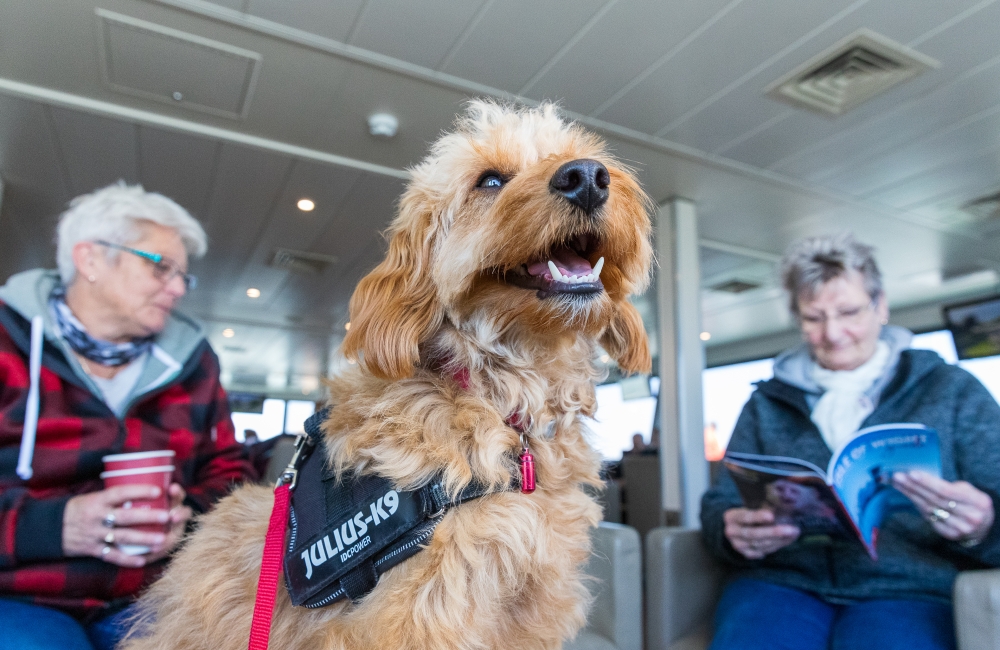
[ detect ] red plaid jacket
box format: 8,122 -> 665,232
0,299 -> 256,620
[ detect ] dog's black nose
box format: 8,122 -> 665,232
550,159 -> 610,215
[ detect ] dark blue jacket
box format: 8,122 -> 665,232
701,349 -> 1000,603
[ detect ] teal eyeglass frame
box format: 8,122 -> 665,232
94,240 -> 197,290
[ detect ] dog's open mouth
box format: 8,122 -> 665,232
502,234 -> 605,299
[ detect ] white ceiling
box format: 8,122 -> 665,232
2,0 -> 1000,393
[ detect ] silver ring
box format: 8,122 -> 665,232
947,500 -> 958,511
103,531 -> 115,545
930,507 -> 951,522
101,544 -> 111,557
102,512 -> 116,528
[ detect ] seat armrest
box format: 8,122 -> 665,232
955,568 -> 1000,650
645,527 -> 724,650
580,522 -> 642,650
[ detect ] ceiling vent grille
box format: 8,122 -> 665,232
709,279 -> 761,294
766,29 -> 939,116
268,248 -> 338,274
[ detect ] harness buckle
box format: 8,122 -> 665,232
276,434 -> 315,491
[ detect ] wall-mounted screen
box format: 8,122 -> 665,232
944,295 -> 1000,360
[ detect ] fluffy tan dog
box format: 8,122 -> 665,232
123,101 -> 653,650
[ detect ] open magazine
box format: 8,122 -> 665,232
723,424 -> 941,560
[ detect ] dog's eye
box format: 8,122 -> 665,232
476,173 -> 505,190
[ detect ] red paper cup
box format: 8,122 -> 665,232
102,450 -> 175,472
100,464 -> 174,555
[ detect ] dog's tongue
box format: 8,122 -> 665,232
527,245 -> 593,279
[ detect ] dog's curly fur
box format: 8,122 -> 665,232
122,101 -> 653,650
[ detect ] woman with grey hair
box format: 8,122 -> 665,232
701,233 -> 999,650
0,182 -> 254,649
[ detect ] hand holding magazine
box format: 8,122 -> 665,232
724,423 -> 941,559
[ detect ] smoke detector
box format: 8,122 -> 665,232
765,29 -> 939,116
368,113 -> 399,137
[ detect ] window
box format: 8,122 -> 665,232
702,358 -> 775,458
231,398 -> 286,442
584,380 -> 658,461
284,400 -> 317,435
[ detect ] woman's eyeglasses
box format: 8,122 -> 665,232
798,300 -> 876,330
94,240 -> 197,290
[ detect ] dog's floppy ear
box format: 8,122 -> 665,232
342,194 -> 443,380
601,299 -> 651,375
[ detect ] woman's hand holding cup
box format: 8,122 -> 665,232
63,483 -> 175,567
62,451 -> 193,567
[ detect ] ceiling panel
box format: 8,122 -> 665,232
244,52 -> 458,171
0,185 -> 64,282
227,160 -> 364,311
594,0 -> 864,134
522,0 -> 735,114
439,0 -> 608,94
202,0 -> 246,10
245,0 -> 367,43
348,0 -> 487,70
47,106 -> 140,195
767,54 -> 1000,183
0,95 -> 71,199
824,109 -> 1000,199
137,126 -> 221,218
187,142 -> 294,306
663,0 -> 984,158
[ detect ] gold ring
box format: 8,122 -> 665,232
104,531 -> 115,545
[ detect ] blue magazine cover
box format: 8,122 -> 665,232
724,423 -> 941,559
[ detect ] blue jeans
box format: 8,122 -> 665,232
0,599 -> 138,650
710,578 -> 956,650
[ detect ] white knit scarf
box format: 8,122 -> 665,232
810,341 -> 891,452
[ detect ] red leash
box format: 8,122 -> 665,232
247,434 -> 313,650
247,482 -> 291,650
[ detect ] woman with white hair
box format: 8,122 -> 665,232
701,233 -> 1000,650
0,183 -> 254,649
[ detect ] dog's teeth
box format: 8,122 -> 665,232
593,257 -> 605,279
547,261 -> 563,281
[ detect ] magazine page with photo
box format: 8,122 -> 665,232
724,424 -> 942,559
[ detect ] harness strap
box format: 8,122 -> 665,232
247,482 -> 292,650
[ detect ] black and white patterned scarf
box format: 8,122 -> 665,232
49,285 -> 154,367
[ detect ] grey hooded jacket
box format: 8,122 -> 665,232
701,328 -> 1000,603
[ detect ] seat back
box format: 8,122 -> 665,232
645,527 -> 724,650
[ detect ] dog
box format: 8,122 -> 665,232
122,101 -> 653,650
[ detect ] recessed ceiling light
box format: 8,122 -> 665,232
297,198 -> 315,212
368,113 -> 399,138
344,322 -> 351,331
247,288 -> 261,298
222,328 -> 235,338
700,332 -> 712,341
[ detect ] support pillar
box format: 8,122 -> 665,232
655,198 -> 710,528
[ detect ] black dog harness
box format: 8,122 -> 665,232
282,409 -> 510,608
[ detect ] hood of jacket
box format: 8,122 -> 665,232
0,268 -> 207,400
